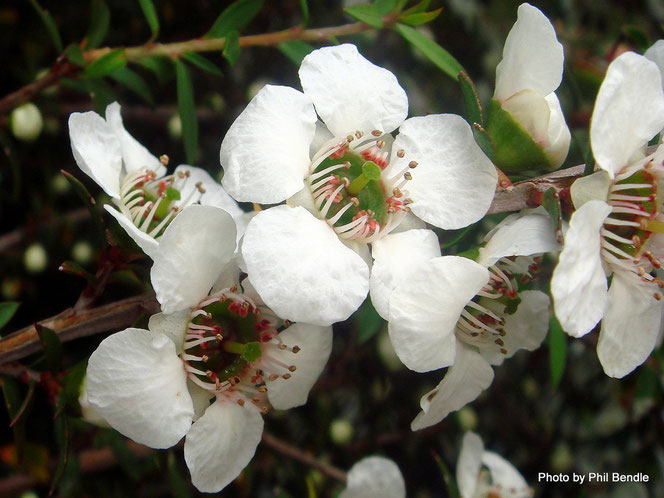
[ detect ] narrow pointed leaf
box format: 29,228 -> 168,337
354,299 -> 383,344
1,376 -> 26,461
0,302 -> 20,330
85,0 -> 110,48
137,0 -> 160,41
542,187 -> 563,244
182,52 -> 223,77
65,44 -> 86,67
84,49 -> 127,78
109,67 -> 154,104
458,71 -> 483,126
35,324 -> 62,372
472,123 -> 494,159
10,379 -> 36,428
431,450 -> 459,498
28,0 -> 63,53
223,30 -> 241,65
344,4 -> 384,28
278,40 -> 315,65
400,8 -> 442,25
60,170 -> 105,238
548,316 -> 567,389
87,78 -> 118,113
136,55 -> 173,84
394,23 -> 464,80
204,0 -> 264,39
174,59 -> 198,163
50,415 -> 71,494
401,0 -> 431,16
374,0 -> 396,15
59,261 -> 97,286
299,0 -> 309,24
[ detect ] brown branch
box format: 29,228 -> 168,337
261,432 -> 348,483
0,293 -> 159,365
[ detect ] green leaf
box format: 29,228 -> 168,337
395,0 -> 410,11
204,0 -> 264,39
354,300 -> 384,344
59,261 -> 97,286
58,361 -> 87,417
401,0 -> 431,15
431,450 -> 459,498
485,99 -> 552,172
60,170 -> 105,242
344,4 -> 384,28
174,59 -> 198,164
36,324 -> 63,372
85,0 -> 110,48
624,25 -> 650,52
136,55 -> 173,84
548,315 -> 567,389
458,71 -> 483,126
95,430 -> 142,480
28,0 -> 63,53
299,0 -> 309,24
0,302 -> 20,330
542,187 -> 563,244
472,123 -> 494,158
87,78 -> 118,116
51,415 -> 71,495
399,8 -> 442,25
635,366 -> 660,399
109,67 -> 154,104
374,0 -> 396,15
167,451 -> 194,498
181,52 -> 223,77
394,23 -> 464,80
84,49 -> 127,78
9,379 -> 36,428
65,44 -> 86,67
1,376 -> 26,461
137,0 -> 160,41
278,40 -> 315,65
223,31 -> 241,65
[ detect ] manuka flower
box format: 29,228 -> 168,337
86,205 -> 332,492
340,456 -> 406,498
486,3 -> 570,171
377,211 -> 559,429
220,43 -> 497,326
457,432 -> 531,498
69,102 -> 243,258
551,51 -> 664,378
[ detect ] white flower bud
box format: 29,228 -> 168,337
329,418 -> 353,445
10,102 -> 43,142
24,243 -> 48,273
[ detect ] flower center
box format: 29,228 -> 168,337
601,165 -> 664,297
115,159 -> 205,239
305,130 -> 417,243
181,285 -> 300,413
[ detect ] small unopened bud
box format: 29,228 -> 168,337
329,419 -> 353,445
72,241 -> 94,265
167,114 -> 182,138
11,102 -> 43,142
24,243 -> 47,273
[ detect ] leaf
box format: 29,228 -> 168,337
458,71 -> 483,127
0,302 -> 20,330
399,8 -> 442,26
278,40 -> 315,65
174,59 -> 198,164
95,430 -> 142,480
85,0 -> 110,48
394,23 -> 464,80
109,67 -> 154,104
354,300 -> 384,344
28,0 -> 63,53
137,0 -> 160,41
60,170 -> 105,242
9,379 -> 36,428
431,450 -> 459,498
542,187 -> 563,244
472,123 -> 494,159
136,55 -> 173,84
35,324 -> 63,372
402,0 -> 432,14
57,361 -> 87,418
299,0 -> 309,25
635,366 -> 660,399
65,44 -> 86,67
50,414 -> 71,494
2,376 -> 26,461
87,78 -> 118,114
181,52 -> 223,77
167,451 -> 194,498
223,31 -> 241,65
84,49 -> 127,78
374,0 -> 396,15
344,4 -> 384,28
548,315 -> 567,389
204,0 -> 264,39
59,261 -> 97,286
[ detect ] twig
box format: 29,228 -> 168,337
261,432 -> 348,483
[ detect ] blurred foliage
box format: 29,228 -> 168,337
1,0 -> 663,497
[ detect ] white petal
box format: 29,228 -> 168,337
86,328 -> 193,448
104,204 -> 159,258
211,261 -> 241,295
187,379 -> 213,422
494,3 -> 564,100
68,111 -> 122,198
151,205 -> 237,314
266,323 -> 333,410
104,102 -> 164,176
597,271 -> 663,378
184,400 -> 263,493
388,114 -> 497,229
220,85 -> 317,203
591,52 -> 664,177
644,40 -> 664,93
79,377 -> 110,428
481,451 -> 530,496
480,291 -> 551,365
411,342 -> 494,431
370,229 -> 441,320
457,432 -> 483,498
148,310 -> 190,354
388,256 -> 489,372
501,89 -> 551,145
340,456 -> 406,498
551,200 -> 611,337
543,93 -> 571,167
299,44 -> 408,136
478,212 -> 560,267
242,205 -> 369,326
570,170 -> 612,208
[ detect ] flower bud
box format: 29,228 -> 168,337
10,102 -> 43,142
24,243 -> 48,273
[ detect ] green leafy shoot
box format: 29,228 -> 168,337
65,44 -> 86,67
0,302 -> 20,330
85,0 -> 110,48
299,0 -> 309,25
137,0 -> 160,41
374,0 -> 396,15
401,0 -> 431,16
36,324 -> 63,372
223,31 -> 241,65
458,71 -> 484,127
399,8 -> 442,26
181,53 -> 223,78
344,3 -> 384,28
109,67 -> 154,104
174,59 -> 198,163
136,56 -> 173,84
278,40 -> 315,65
394,24 -> 464,80
28,0 -> 63,53
84,49 -> 127,78
204,0 -> 264,39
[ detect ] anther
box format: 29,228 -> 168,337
237,399 -> 245,406
408,161 -> 418,168
288,365 -> 297,372
278,343 -> 288,350
351,197 -> 360,206
371,130 -> 382,137
196,181 -> 206,193
258,386 -> 268,393
291,346 -> 301,354
261,406 -> 269,414
216,333 -> 223,341
376,140 -> 385,148
404,172 -> 412,180
397,149 -> 405,158
269,374 -> 279,381
355,131 -> 363,139
282,373 -> 291,380
159,154 -> 169,165
201,355 -> 209,362
655,292 -> 663,301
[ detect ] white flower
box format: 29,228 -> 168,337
489,3 -> 570,169
340,456 -> 406,498
379,211 -> 559,430
86,205 -> 332,493
220,43 -> 497,326
457,432 -> 531,498
551,51 -> 664,378
69,102 -> 244,258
